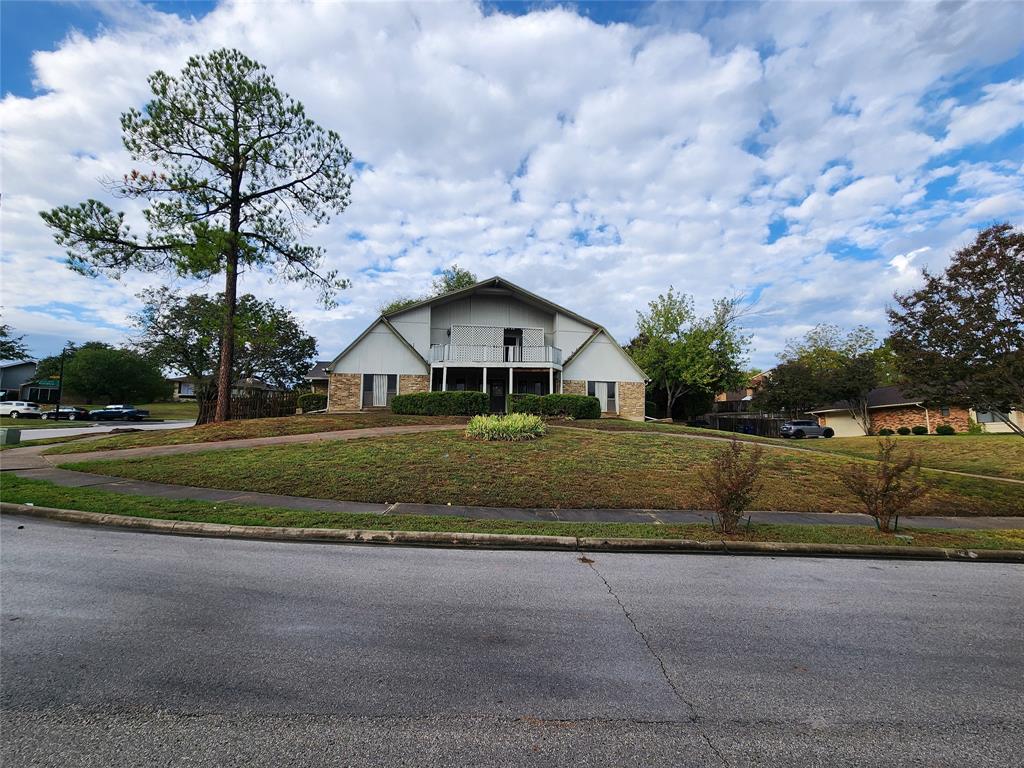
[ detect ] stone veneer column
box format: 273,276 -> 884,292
617,381 -> 646,421
562,379 -> 586,395
327,373 -> 362,412
400,374 -> 430,395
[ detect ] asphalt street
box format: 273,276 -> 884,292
1,516 -> 1022,767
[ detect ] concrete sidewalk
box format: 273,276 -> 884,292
8,465 -> 1022,531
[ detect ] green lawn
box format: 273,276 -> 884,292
43,412 -> 467,454
3,474 -> 1021,551
59,427 -> 1024,516
570,420 -> 1024,480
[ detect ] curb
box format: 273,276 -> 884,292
3,502 -> 1023,562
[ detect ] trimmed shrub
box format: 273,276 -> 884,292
391,391 -> 488,416
877,428 -> 895,436
696,438 -> 765,534
935,423 -> 956,435
507,393 -> 601,419
297,392 -> 327,413
911,425 -> 929,435
896,426 -> 912,436
466,413 -> 546,441
836,438 -> 930,532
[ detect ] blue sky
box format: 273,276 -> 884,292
1,1 -> 1022,368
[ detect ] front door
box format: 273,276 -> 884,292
489,381 -> 506,413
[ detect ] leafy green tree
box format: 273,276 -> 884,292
0,320 -> 30,360
40,49 -> 353,422
888,223 -> 1023,437
757,324 -> 884,432
378,265 -> 478,315
60,344 -> 169,404
630,288 -> 749,418
133,287 -> 317,421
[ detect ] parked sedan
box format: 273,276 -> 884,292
41,406 -> 91,421
88,405 -> 148,421
0,401 -> 42,419
780,419 -> 834,439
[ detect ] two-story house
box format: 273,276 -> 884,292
325,276 -> 648,419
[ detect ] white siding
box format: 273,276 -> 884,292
332,322 -> 427,375
554,313 -> 595,360
562,332 -> 645,382
429,294 -> 553,346
388,305 -> 431,358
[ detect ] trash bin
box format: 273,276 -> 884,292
0,428 -> 21,445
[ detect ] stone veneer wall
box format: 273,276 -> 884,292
400,374 -> 430,395
327,373 -> 361,412
617,381 -> 646,421
562,379 -> 586,395
870,405 -> 971,434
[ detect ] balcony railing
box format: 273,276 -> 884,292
430,344 -> 562,365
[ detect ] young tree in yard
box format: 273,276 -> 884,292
836,439 -> 930,532
0,320 -> 30,360
133,287 -> 316,421
630,288 -> 749,418
40,49 -> 353,423
696,438 -> 765,534
751,359 -> 821,417
888,223 -> 1024,437
60,344 -> 168,404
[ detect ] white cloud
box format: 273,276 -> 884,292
1,0 -> 1022,370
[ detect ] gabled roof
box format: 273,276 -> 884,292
560,328 -> 649,381
384,275 -> 603,331
327,316 -> 430,373
0,359 -> 35,369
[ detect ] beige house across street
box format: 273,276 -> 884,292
324,276 -> 648,419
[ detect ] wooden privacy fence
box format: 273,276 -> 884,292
198,391 -> 300,423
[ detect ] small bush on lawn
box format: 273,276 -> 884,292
465,413 -> 546,441
297,393 -> 327,413
877,428 -> 895,436
835,438 -> 930,532
911,425 -> 929,435
896,426 -> 912,436
935,424 -> 956,435
391,391 -> 488,416
696,437 -> 765,534
507,393 -> 601,419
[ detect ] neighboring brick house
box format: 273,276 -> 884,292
303,361 -> 330,394
809,385 -> 979,436
324,276 -> 649,419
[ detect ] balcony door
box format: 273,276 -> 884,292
503,328 -> 522,362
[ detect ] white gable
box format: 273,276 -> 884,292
331,321 -> 427,375
562,331 -> 646,382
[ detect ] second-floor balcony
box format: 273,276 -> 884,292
430,344 -> 563,366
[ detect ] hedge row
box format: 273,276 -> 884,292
507,393 -> 601,419
297,393 -> 327,412
391,391 -> 489,416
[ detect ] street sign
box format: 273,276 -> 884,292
37,379 -> 59,388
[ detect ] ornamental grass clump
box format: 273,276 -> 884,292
466,413 -> 546,441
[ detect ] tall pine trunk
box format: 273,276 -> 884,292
214,251 -> 238,422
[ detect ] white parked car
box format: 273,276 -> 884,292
0,401 -> 42,419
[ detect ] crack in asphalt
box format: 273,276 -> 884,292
582,557 -> 732,768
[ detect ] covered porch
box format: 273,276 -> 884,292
431,366 -> 561,413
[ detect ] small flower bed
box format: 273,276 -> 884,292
465,413 -> 546,441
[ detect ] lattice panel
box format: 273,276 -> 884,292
522,328 -> 544,347
451,325 -> 503,345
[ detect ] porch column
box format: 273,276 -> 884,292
549,368 -> 554,395
559,372 -> 564,394
442,366 -> 447,392
482,367 -> 487,393
508,367 -> 513,395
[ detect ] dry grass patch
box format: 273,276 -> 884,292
60,427 -> 1024,516
44,412 -> 467,454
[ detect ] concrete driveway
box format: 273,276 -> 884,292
2,516 -> 1021,767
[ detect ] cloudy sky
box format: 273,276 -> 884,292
2,0 -> 1022,369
